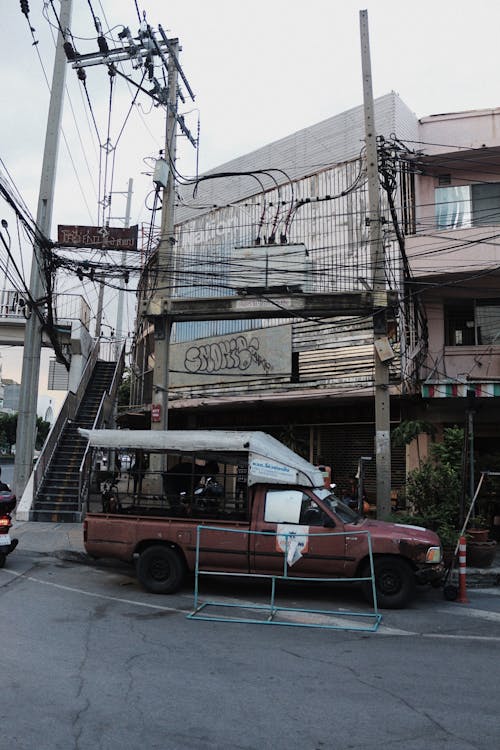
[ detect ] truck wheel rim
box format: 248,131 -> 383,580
151,559 -> 170,581
379,570 -> 401,594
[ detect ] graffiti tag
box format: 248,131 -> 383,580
184,335 -> 273,374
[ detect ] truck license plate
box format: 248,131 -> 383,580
0,534 -> 11,546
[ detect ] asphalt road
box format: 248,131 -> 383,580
1,547 -> 499,750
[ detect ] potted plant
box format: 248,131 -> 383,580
466,515 -> 490,544
465,514 -> 497,567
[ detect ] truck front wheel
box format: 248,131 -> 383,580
136,545 -> 185,594
361,556 -> 416,609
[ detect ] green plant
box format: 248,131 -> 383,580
403,426 -> 464,544
117,367 -> 131,408
434,522 -> 460,549
468,514 -> 488,530
392,419 -> 436,465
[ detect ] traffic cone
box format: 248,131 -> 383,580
457,535 -> 469,604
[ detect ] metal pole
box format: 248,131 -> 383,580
468,408 -> 475,513
95,278 -> 105,338
151,40 -> 179,433
115,178 -> 133,359
359,10 -> 391,519
14,0 -> 73,498
1,220 -> 11,316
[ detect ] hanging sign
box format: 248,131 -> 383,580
57,224 -> 139,251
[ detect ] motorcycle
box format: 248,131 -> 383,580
0,491 -> 18,568
193,476 -> 224,511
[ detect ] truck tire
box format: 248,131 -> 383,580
361,556 -> 416,609
136,545 -> 185,594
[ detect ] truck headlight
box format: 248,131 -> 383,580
426,546 -> 442,563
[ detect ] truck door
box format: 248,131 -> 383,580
250,489 -> 347,579
195,523 -> 250,575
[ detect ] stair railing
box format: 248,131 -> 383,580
78,344 -> 126,515
32,339 -> 101,501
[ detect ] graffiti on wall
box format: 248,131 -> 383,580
184,335 -> 272,375
170,325 -> 292,387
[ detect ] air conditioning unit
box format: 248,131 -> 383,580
229,243 -> 311,294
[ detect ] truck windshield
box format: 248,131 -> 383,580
314,488 -> 361,524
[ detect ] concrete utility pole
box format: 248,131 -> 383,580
150,40 -> 179,433
359,9 -> 392,519
14,0 -> 73,499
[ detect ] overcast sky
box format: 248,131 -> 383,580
1,0 -> 500,407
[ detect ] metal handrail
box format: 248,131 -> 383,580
78,389 -> 108,515
108,344 -> 125,404
32,339 -> 101,501
78,344 -> 126,514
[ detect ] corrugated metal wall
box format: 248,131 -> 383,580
317,424 -> 406,500
175,92 -> 418,225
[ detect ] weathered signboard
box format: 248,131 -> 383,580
57,225 -> 139,250
170,325 -> 292,387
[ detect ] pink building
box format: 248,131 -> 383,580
405,107 -> 500,471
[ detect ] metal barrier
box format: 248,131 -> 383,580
187,526 -> 382,632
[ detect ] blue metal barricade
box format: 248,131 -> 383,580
187,526 -> 382,632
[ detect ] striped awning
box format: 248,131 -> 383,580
422,382 -> 500,398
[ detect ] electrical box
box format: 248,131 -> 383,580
374,337 -> 395,362
153,158 -> 169,188
229,243 -> 311,293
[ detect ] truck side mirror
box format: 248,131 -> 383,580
323,516 -> 336,528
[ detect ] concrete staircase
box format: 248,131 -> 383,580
31,361 -> 117,522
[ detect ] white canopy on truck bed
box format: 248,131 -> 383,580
79,429 -> 325,488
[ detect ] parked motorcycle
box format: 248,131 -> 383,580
0,491 -> 18,568
193,476 -> 224,511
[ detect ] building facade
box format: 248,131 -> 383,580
404,107 -> 500,483
130,94 -> 500,502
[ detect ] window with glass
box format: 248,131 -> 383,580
435,183 -> 500,229
444,299 -> 500,346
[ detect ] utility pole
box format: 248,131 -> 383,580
150,40 -> 179,433
14,0 -> 73,498
359,9 -> 391,518
114,178 -> 133,358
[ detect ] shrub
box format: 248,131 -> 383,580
403,426 -> 464,544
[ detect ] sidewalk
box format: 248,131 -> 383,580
11,519 -> 86,557
9,518 -> 500,587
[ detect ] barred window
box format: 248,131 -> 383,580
444,299 -> 500,346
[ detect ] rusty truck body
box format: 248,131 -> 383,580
81,429 -> 444,608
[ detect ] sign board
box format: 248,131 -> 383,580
57,224 -> 139,251
170,325 -> 292,387
249,459 -> 296,483
151,404 -> 162,422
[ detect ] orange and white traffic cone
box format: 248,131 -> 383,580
457,535 -> 469,604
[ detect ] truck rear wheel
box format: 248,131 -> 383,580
361,556 -> 416,609
136,545 -> 185,594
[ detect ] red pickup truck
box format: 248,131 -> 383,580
81,429 -> 444,609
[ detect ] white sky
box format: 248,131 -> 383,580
1,0 -> 500,409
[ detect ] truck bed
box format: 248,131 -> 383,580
84,509 -> 250,567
